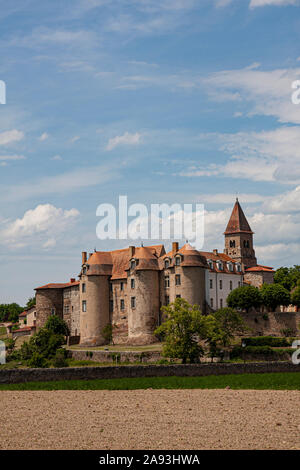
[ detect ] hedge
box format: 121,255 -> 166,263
243,336 -> 289,347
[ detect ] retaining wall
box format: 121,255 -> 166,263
70,349 -> 162,363
0,361 -> 299,384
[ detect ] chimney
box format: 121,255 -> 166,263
70,278 -> 75,284
129,246 -> 135,258
82,251 -> 87,264
172,242 -> 179,255
213,249 -> 218,256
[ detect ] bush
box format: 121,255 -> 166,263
243,336 -> 289,347
27,352 -> 49,368
231,345 -> 285,360
52,349 -> 68,368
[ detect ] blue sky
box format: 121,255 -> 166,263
1,0 -> 300,304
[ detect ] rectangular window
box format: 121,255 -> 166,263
238,281 -> 241,287
120,282 -> 124,291
230,280 -> 233,291
175,274 -> 181,286
82,300 -> 87,312
120,299 -> 125,310
82,283 -> 86,293
219,279 -> 223,290
165,296 -> 170,305
131,297 -> 136,308
110,283 -> 113,292
64,305 -> 69,314
131,278 -> 135,289
220,299 -> 223,308
210,298 -> 213,308
164,276 -> 170,288
176,294 -> 181,298
175,257 -> 181,266
210,279 -> 213,289
109,300 -> 113,312
51,308 -> 56,315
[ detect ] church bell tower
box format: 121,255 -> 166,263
224,199 -> 257,269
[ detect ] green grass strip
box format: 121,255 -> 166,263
0,372 -> 299,391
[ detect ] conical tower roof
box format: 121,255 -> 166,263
224,199 -> 253,234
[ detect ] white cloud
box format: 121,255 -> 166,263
0,129 -> 24,145
0,204 -> 80,249
51,155 -> 62,160
0,155 -> 25,161
39,132 -> 49,141
178,126 -> 300,184
106,132 -> 142,151
250,0 -> 299,8
70,135 -> 80,143
204,64 -> 300,124
263,186 -> 300,212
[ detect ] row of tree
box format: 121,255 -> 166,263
0,297 -> 36,323
227,283 -> 300,312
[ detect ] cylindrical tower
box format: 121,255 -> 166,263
127,247 -> 160,345
79,252 -> 111,346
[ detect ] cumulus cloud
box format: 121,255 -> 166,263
0,204 -> 80,249
0,155 -> 25,161
106,132 -> 142,151
0,130 -> 24,146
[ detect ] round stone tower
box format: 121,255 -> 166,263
173,243 -> 208,312
79,251 -> 111,346
127,247 -> 160,345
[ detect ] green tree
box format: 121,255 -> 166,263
26,297 -> 36,309
291,286 -> 300,308
20,328 -> 65,366
154,298 -> 207,364
45,315 -> 69,336
274,266 -> 300,291
0,303 -> 23,323
260,283 -> 290,311
227,285 -> 262,312
212,308 -> 248,347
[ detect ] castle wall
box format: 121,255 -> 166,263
63,285 -> 80,336
244,271 -> 274,288
207,272 -> 243,310
36,288 -> 63,330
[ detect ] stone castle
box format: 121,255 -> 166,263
34,199 -> 274,346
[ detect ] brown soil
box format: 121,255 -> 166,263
1,389 -> 299,450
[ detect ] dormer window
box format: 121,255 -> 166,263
236,263 -> 241,272
208,260 -> 213,270
130,260 -> 136,270
82,266 -> 87,275
227,262 -> 233,272
217,261 -> 223,271
175,256 -> 181,266
165,259 -> 170,269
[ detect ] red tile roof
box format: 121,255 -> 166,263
35,280 -> 79,290
19,311 -> 27,317
224,199 -> 253,235
245,265 -> 274,272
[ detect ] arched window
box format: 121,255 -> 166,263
175,256 -> 181,266
230,240 -> 235,248
165,259 -> 170,269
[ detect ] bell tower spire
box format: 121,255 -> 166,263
224,200 -> 257,269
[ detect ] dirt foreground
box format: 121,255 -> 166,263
1,389 -> 300,450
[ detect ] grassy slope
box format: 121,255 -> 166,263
0,372 -> 299,391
